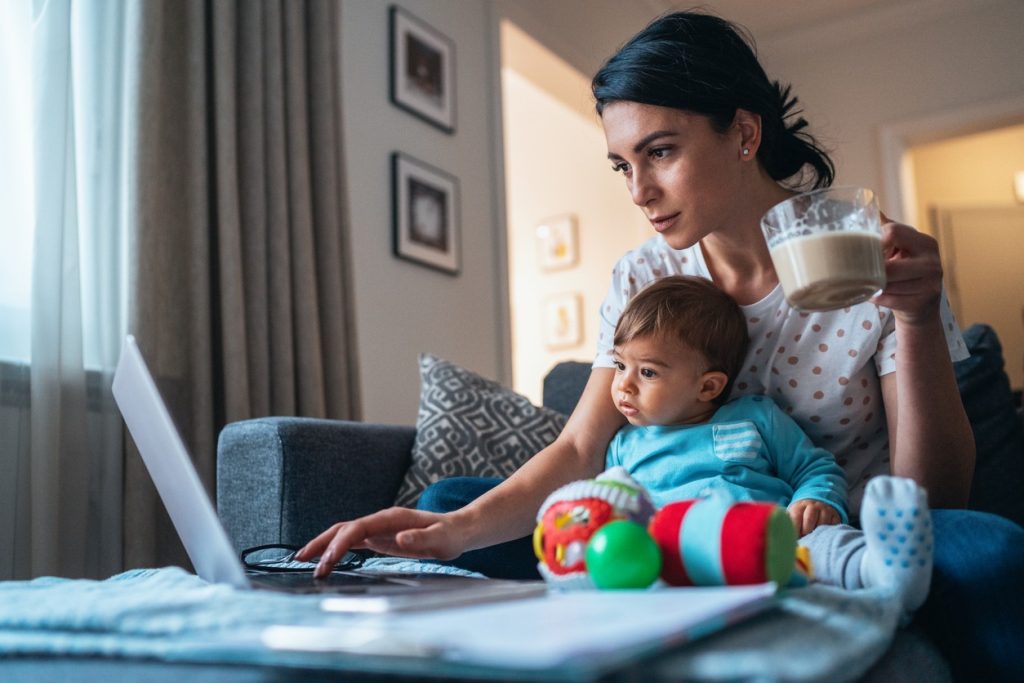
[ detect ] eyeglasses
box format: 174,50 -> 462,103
240,544 -> 367,573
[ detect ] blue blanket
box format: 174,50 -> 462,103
0,562 -> 903,681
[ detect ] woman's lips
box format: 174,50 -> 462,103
649,212 -> 679,233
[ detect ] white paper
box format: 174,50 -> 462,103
264,583 -> 777,672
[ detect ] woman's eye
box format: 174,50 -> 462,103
648,146 -> 671,159
610,162 -> 629,174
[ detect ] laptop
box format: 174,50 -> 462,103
111,335 -> 546,611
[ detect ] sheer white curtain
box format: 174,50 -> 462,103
0,0 -> 129,579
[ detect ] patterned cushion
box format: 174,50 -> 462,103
394,354 -> 568,508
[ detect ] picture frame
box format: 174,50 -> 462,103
543,293 -> 583,350
389,5 -> 456,134
535,214 -> 578,271
391,152 -> 460,275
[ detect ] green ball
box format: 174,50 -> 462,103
585,520 -> 662,590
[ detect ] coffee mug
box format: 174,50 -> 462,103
761,186 -> 886,312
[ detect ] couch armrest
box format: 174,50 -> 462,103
216,417 -> 415,553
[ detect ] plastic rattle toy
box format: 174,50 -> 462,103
533,467 -> 655,589
648,495 -> 798,586
585,519 -> 662,589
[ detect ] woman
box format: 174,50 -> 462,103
298,12 -> 1022,679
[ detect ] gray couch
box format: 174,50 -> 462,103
216,324 -> 1024,680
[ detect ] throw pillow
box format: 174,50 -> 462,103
394,353 -> 569,508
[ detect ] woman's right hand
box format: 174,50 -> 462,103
295,507 -> 468,578
296,368 -> 623,578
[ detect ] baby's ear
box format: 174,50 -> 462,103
698,371 -> 729,402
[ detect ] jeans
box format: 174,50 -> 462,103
418,478 -> 1024,680
416,477 -> 540,580
916,510 -> 1024,681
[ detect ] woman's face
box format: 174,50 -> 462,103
601,102 -> 744,250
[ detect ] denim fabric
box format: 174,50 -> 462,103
416,477 -> 540,580
917,510 -> 1024,682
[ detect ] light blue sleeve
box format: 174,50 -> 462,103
605,428 -> 624,470
761,400 -> 849,523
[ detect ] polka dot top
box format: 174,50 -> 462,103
595,235 -> 969,510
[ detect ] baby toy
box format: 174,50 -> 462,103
535,469 -> 801,590
585,519 -> 662,589
647,496 -> 798,587
532,467 -> 656,589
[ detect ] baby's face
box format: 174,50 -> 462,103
610,334 -> 718,426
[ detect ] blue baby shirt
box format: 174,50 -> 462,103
606,395 -> 849,522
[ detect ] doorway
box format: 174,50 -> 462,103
905,123 -> 1024,397
499,20 -> 648,405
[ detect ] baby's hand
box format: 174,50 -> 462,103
787,499 -> 840,537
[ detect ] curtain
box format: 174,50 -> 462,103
122,0 -> 359,570
3,0 -> 357,578
14,0 -> 129,580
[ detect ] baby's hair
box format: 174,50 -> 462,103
613,275 -> 749,403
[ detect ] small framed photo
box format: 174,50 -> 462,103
389,6 -> 456,134
392,152 -> 460,275
535,214 -> 578,271
543,293 -> 583,350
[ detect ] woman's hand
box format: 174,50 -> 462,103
787,498 -> 840,537
295,507 -> 467,578
872,213 -> 944,326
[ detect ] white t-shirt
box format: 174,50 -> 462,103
595,235 -> 969,510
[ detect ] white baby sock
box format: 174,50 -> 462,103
859,476 -> 933,613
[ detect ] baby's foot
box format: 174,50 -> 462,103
859,476 -> 933,613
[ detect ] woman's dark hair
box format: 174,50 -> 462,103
592,11 -> 834,190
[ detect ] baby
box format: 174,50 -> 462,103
606,275 -> 932,613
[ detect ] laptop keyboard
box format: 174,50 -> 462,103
249,570 -> 485,595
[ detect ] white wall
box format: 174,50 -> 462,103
336,0 -> 1024,424
338,1 -> 507,424
756,0 -> 1024,216
502,60 -> 649,404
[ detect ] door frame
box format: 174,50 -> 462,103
878,94 -> 1024,229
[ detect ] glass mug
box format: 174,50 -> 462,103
761,186 -> 886,312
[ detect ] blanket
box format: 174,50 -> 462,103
0,561 -> 903,682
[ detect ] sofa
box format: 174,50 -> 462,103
216,323 -> 1024,680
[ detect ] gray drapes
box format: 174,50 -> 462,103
123,0 -> 359,570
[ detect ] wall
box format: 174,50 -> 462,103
493,0 -> 1024,220
336,0 -> 1024,424
755,0 -> 1024,219
501,22 -> 649,404
909,123 -> 1024,226
338,1 -> 507,424
908,124 -> 1024,390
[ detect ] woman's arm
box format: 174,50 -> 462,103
876,219 -> 975,508
297,368 -> 626,576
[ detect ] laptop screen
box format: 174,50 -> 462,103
112,335 -> 250,588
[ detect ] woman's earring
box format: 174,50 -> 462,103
742,148 -> 750,156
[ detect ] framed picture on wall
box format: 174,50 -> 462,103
389,5 -> 456,134
535,214 -> 578,271
392,152 -> 460,275
543,292 -> 583,349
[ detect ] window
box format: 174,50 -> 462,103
0,0 -> 35,363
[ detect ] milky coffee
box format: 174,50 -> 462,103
761,187 -> 885,311
769,231 -> 884,311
